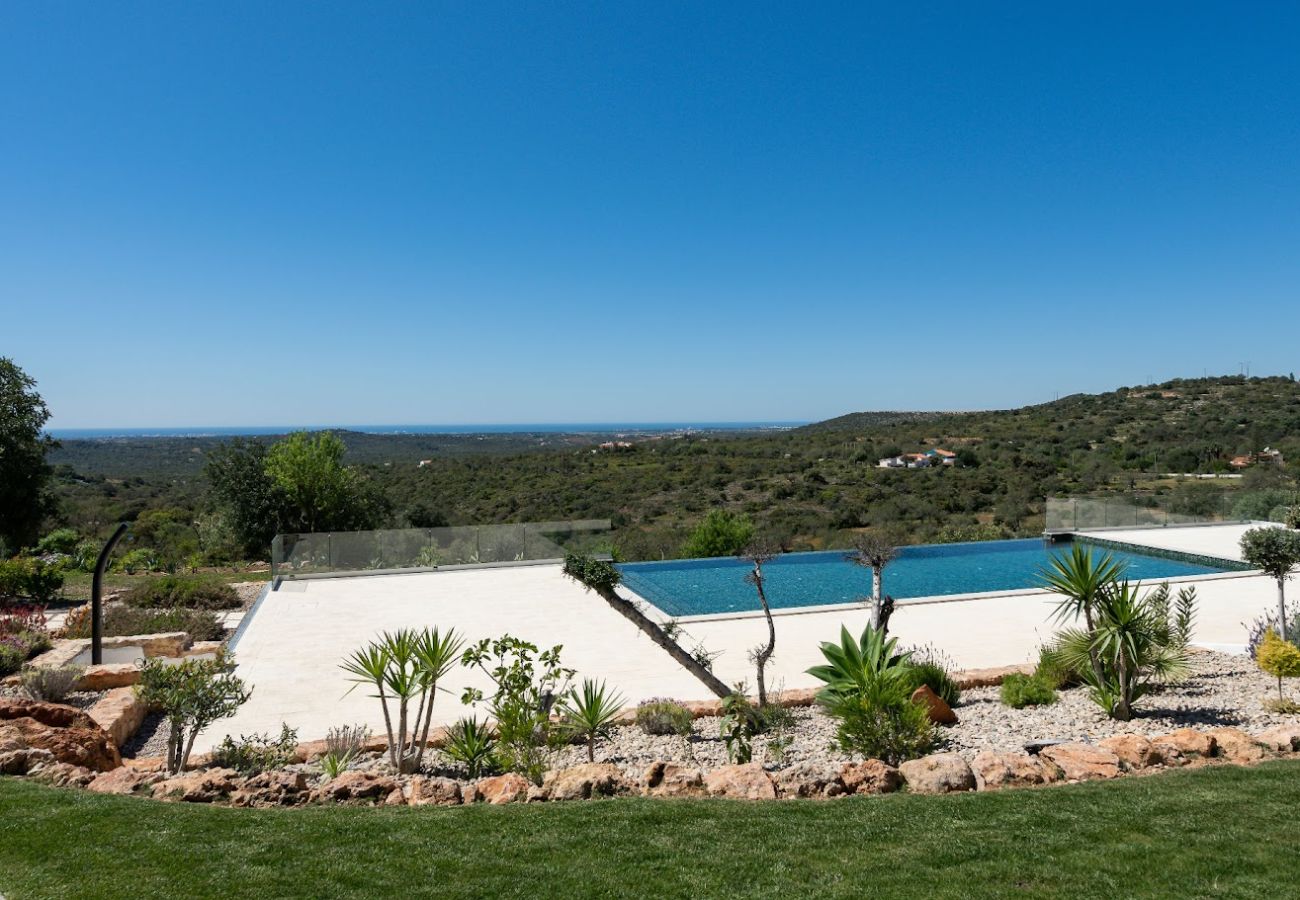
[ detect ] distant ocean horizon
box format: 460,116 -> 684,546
47,421 -> 806,440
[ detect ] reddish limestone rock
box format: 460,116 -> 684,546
0,698 -> 121,772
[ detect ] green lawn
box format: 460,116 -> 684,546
2,762 -> 1296,899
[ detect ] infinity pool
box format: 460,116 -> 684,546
617,538 -> 1233,617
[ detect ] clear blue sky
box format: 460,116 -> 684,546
3,2 -> 1298,428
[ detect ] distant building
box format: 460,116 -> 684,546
877,456 -> 907,468
417,459 -> 433,467
879,448 -> 958,469
1230,448 -> 1284,469
598,441 -> 635,452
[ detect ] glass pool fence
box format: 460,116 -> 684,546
1045,495 -> 1257,532
271,519 -> 612,581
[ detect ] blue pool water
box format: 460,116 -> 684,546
617,539 -> 1231,617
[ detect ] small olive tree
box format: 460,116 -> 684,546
742,541 -> 781,706
1240,527 -> 1300,642
849,534 -> 898,632
136,655 -> 252,774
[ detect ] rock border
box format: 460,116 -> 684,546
7,723 -> 1298,808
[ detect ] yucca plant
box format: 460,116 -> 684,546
559,678 -> 626,763
1039,543 -> 1129,682
340,627 -> 464,773
1052,581 -> 1191,721
443,716 -> 498,778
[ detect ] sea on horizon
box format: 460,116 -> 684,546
46,422 -> 805,440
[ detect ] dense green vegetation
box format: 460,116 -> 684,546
5,763 -> 1300,898
26,374 -> 1300,570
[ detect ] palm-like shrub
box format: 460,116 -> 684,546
559,678 -> 626,762
1051,581 -> 1191,721
341,627 -> 464,773
808,624 -> 935,764
443,716 -> 497,778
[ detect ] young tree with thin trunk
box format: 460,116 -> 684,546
849,534 -> 898,633
1240,527 -> 1300,642
742,541 -> 781,707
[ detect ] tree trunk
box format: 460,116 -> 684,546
753,575 -> 776,707
593,584 -> 732,698
1279,580 -> 1290,643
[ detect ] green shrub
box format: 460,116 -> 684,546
20,664 -> 85,702
824,677 -> 937,765
0,641 -> 29,676
35,529 -> 79,556
0,557 -> 65,603
61,605 -> 225,641
1035,644 -> 1085,689
210,724 -> 298,775
679,510 -> 755,559
122,575 -> 240,611
115,548 -> 158,575
136,654 -> 251,774
320,723 -> 371,779
443,716 -> 497,778
634,698 -> 693,736
999,673 -> 1058,708
460,634 -> 574,784
903,646 -> 961,706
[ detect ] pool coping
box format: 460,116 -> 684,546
628,567 -> 1264,625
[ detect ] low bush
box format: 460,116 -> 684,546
20,665 -> 85,702
61,605 -> 225,641
122,575 -> 240,611
443,716 -> 497,778
35,529 -> 79,556
210,724 -> 299,775
634,698 -> 693,736
115,548 -> 159,575
824,678 -> 936,765
0,557 -> 65,604
999,673 -> 1058,708
1035,644 -> 1085,689
903,646 -> 961,706
0,606 -> 50,676
320,724 -> 371,778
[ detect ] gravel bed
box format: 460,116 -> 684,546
552,649 -> 1300,777
0,685 -> 104,711
121,712 -> 170,759
293,650 -> 1300,783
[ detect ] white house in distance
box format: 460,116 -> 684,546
878,448 -> 958,469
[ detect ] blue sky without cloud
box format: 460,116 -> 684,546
2,2 -> 1298,428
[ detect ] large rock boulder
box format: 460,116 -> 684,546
543,763 -> 629,801
772,761 -> 845,799
1206,727 -> 1270,764
28,760 -> 96,788
1255,725 -> 1300,753
839,759 -> 902,795
470,773 -> 531,805
1152,728 -> 1216,762
0,747 -> 54,776
87,765 -> 165,796
1039,743 -> 1121,781
1098,735 -> 1164,771
898,753 -> 975,794
970,751 -> 1061,790
152,767 -> 239,802
315,770 -> 399,804
910,685 -> 958,725
404,775 -> 463,806
704,763 -> 777,800
643,761 -> 706,798
230,770 -> 310,807
0,698 -> 120,772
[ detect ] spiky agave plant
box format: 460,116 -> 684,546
559,678 -> 626,763
340,627 -> 464,773
807,623 -> 914,702
443,716 -> 498,778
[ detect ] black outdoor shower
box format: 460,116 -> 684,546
90,523 -> 128,665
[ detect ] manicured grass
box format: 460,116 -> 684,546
3,762 -> 1298,899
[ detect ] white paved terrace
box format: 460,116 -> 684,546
200,523 -> 1281,750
